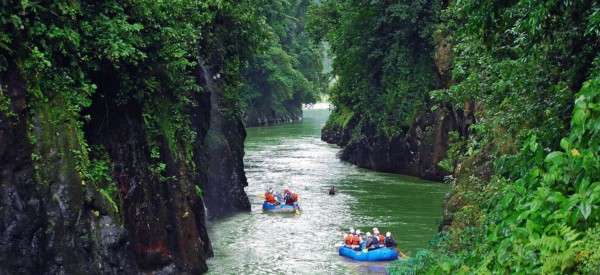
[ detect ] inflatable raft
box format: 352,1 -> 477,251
262,202 -> 298,213
338,246 -> 398,261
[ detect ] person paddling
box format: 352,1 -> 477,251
328,186 -> 336,195
284,189 -> 294,205
384,232 -> 397,248
342,228 -> 354,248
351,230 -> 362,251
366,231 -> 381,250
373,228 -> 384,248
265,189 -> 276,205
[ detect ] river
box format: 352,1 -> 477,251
206,108 -> 448,274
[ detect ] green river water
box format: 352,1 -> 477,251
206,108 -> 448,274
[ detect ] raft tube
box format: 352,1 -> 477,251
338,246 -> 398,261
262,202 -> 297,213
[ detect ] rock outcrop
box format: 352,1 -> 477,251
323,102 -> 456,181
322,41 -> 475,182
194,62 -> 251,220
242,104 -> 302,127
0,69 -> 140,274
1,59 -> 251,273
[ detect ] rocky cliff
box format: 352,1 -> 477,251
1,69 -> 140,274
322,101 -> 457,181
321,42 -> 475,182
0,61 -> 250,274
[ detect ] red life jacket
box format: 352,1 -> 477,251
378,235 -> 384,244
345,234 -> 352,245
285,194 -> 294,205
351,235 -> 360,245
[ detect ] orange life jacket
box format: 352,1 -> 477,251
378,235 -> 384,244
265,193 -> 275,203
292,193 -> 298,202
345,234 -> 352,245
351,235 -> 360,245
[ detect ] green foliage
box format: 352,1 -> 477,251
388,249 -> 456,275
324,106 -> 354,130
388,0 -> 600,273
307,0 -> 439,140
88,145 -> 120,216
195,185 -> 203,198
241,0 -> 326,120
437,131 -> 462,173
578,225 -> 600,274
1,0 -> 270,224
0,84 -> 16,121
410,76 -> 600,274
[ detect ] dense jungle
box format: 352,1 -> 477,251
1,0 -> 598,274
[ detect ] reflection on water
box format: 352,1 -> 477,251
206,109 -> 448,274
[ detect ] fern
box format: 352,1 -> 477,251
527,225 -> 582,273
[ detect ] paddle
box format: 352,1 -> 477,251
294,203 -> 301,215
393,247 -> 409,259
258,194 -> 265,199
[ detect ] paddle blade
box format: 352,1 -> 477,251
258,195 -> 265,199
295,208 -> 300,215
395,248 -> 409,259
362,248 -> 368,253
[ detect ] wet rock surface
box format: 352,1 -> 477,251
1,59 -> 251,273
0,70 -> 140,274
243,109 -> 302,127
194,62 -> 251,221
323,104 -> 455,181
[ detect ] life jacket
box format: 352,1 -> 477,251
292,193 -> 298,202
265,193 -> 275,203
345,234 -> 352,245
351,235 -> 360,245
285,194 -> 294,205
385,236 -> 395,247
378,235 -> 384,244
371,236 -> 379,246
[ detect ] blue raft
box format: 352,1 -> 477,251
262,202 -> 298,213
338,246 -> 399,261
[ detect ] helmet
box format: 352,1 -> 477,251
386,232 -> 391,237
373,229 -> 379,235
356,230 -> 361,235
284,189 -> 290,194
366,232 -> 372,236
350,228 -> 355,234
373,227 -> 378,232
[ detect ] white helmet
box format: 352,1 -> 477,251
350,228 -> 355,234
373,228 -> 379,235
373,227 -> 378,232
366,232 -> 372,237
386,232 -> 391,237
356,230 -> 361,235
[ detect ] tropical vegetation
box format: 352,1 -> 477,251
307,0 -> 599,273
241,0 -> 326,124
